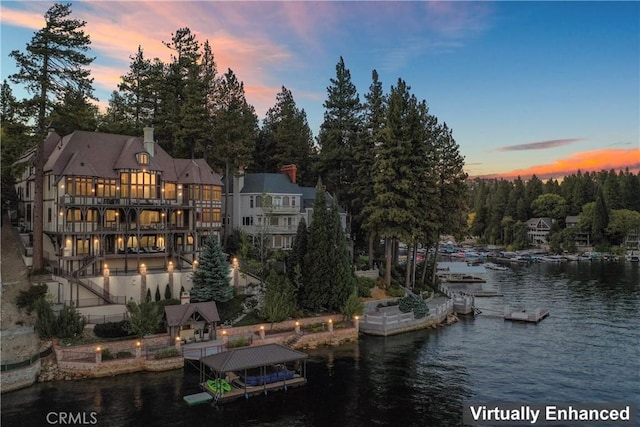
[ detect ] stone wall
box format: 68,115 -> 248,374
0,361 -> 40,393
54,335 -> 171,362
57,356 -> 183,379
220,314 -> 345,338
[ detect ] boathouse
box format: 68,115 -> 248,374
195,343 -> 308,403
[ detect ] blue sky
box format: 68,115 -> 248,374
1,1 -> 638,179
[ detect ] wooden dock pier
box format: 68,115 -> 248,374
504,307 -> 549,323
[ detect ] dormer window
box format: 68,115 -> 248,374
137,152 -> 149,165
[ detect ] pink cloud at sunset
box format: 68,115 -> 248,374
474,148 -> 640,180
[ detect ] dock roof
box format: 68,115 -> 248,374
200,343 -> 308,373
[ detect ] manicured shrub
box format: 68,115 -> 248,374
398,296 -> 416,313
387,286 -> 405,298
154,348 -> 180,359
226,337 -> 250,348
164,283 -> 172,300
34,298 -> 57,338
93,320 -> 134,338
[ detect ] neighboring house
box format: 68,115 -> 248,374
225,165 -> 347,250
14,127 -> 223,283
565,215 -> 591,247
526,217 -> 553,245
624,228 -> 640,251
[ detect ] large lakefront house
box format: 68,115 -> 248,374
13,128 -> 223,305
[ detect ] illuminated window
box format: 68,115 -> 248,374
137,152 -> 149,165
164,183 -> 176,199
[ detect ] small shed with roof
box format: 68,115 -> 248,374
164,301 -> 220,342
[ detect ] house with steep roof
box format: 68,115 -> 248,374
225,165 -> 347,250
14,127 -> 223,305
164,301 -> 220,342
526,217 -> 553,246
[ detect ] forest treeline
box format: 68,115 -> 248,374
467,170 -> 640,252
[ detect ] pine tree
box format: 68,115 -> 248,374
261,270 -> 297,324
356,70 -> 385,265
254,86 -> 315,185
1,81 -> 31,210
48,85 -> 98,135
164,283 -> 172,300
9,3 -> 94,271
300,181 -> 332,311
190,235 -> 233,303
317,57 -> 362,219
288,217 -> 308,288
327,199 -> 356,311
592,187 -> 609,245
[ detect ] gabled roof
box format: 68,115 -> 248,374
526,217 -> 553,229
175,159 -> 223,186
164,302 -> 220,327
40,130 -> 222,185
200,343 -> 308,373
240,173 -> 302,194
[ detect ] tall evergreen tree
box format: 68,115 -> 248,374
355,70 -> 385,265
363,79 -> 422,287
48,85 -> 98,135
190,235 -> 233,303
213,69 -> 258,244
254,86 -> 314,185
327,199 -> 356,310
288,217 -> 308,289
1,81 -> 31,211
300,181 -> 332,311
9,3 -> 94,271
592,187 -> 609,245
317,57 -> 362,219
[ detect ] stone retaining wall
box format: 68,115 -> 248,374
57,356 -> 183,378
0,360 -> 40,393
55,335 -> 171,362
220,314 -> 345,337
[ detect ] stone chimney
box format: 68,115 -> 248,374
143,127 -> 155,157
281,164 -> 297,183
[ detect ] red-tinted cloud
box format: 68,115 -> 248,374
473,148 -> 640,180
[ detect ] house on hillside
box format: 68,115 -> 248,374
225,165 -> 347,250
526,217 -> 553,246
13,127 -> 223,305
565,215 -> 591,248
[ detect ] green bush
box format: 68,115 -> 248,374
387,286 -> 405,298
56,304 -> 84,339
154,348 -> 181,359
356,276 -> 375,297
34,298 -> 57,338
398,296 -> 416,313
17,284 -> 48,314
226,336 -> 250,348
94,320 -> 134,338
413,300 -> 429,319
116,351 -> 133,359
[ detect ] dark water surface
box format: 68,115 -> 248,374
2,262 -> 638,426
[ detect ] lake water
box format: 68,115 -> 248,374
2,261 -> 638,426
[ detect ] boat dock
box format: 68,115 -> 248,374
504,307 -> 549,323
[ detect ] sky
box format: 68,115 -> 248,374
1,1 -> 639,180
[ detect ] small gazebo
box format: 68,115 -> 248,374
164,301 -> 220,342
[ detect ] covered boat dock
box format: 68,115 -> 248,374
190,343 -> 308,404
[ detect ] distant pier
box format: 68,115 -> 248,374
504,307 -> 549,323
